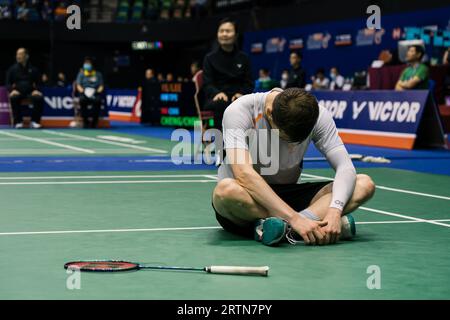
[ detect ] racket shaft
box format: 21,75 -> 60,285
206,266 -> 269,276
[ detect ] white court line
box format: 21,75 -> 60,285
359,206 -> 450,228
0,179 -> 217,186
43,130 -> 167,154
1,219 -> 449,236
0,137 -> 80,141
0,226 -> 222,236
0,174 -> 217,180
301,173 -> 450,201
357,219 -> 450,225
0,131 -> 95,154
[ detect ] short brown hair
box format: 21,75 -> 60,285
271,88 -> 319,143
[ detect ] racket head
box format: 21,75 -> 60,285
64,260 -> 139,272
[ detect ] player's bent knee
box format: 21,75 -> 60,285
355,174 -> 376,203
214,178 -> 244,204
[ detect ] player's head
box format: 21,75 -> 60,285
406,45 -> 425,63
270,88 -> 319,143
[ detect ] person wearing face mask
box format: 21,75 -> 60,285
76,57 -> 104,128
202,18 -> 253,131
329,67 -> 345,91
280,70 -> 289,89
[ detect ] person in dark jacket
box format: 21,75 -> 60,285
286,51 -> 306,89
202,18 -> 253,131
141,68 -> 159,125
5,48 -> 44,129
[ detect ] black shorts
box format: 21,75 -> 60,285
212,181 -> 331,238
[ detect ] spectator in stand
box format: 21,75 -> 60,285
56,72 -> 67,88
0,1 -> 12,19
311,68 -> 330,90
329,67 -> 345,90
279,69 -> 289,89
41,0 -> 53,21
395,45 -> 429,90
166,73 -> 174,82
41,73 -> 51,86
189,0 -> 208,19
255,68 -> 276,91
141,68 -> 159,125
157,73 -> 165,82
202,18 -> 253,131
6,48 -> 44,129
286,51 -> 306,88
16,1 -> 29,20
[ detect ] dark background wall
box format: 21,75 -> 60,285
0,0 -> 448,88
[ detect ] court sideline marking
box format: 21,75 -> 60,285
301,173 -> 450,201
43,130 -> 168,154
1,219 -> 449,236
0,130 -> 95,154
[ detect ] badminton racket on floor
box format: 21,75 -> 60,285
64,260 -> 269,276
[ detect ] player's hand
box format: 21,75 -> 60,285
321,209 -> 342,244
31,90 -> 42,97
231,93 -> 243,102
9,90 -> 20,97
289,214 -> 327,245
213,92 -> 228,102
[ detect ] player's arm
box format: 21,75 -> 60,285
226,148 -> 326,244
313,107 -> 356,243
322,145 -> 356,243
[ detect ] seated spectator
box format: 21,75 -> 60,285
286,51 -> 306,88
16,1 -> 29,20
202,18 -> 253,131
141,68 -> 159,125
329,67 -> 345,90
41,73 -> 51,86
6,48 -> 44,129
395,45 -> 429,90
279,69 -> 289,89
0,1 -> 12,20
378,48 -> 401,66
311,68 -> 330,90
255,68 -> 276,91
166,73 -> 174,82
75,57 -> 104,128
189,0 -> 208,19
56,72 -> 67,88
41,0 -> 53,21
157,73 -> 165,82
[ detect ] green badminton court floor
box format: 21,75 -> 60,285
0,129 -> 449,299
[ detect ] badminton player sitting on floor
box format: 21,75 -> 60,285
212,88 -> 375,246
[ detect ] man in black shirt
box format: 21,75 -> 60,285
141,68 -> 159,125
286,51 -> 306,89
6,48 -> 44,129
202,18 -> 253,131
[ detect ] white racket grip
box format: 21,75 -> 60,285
206,265 -> 269,276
